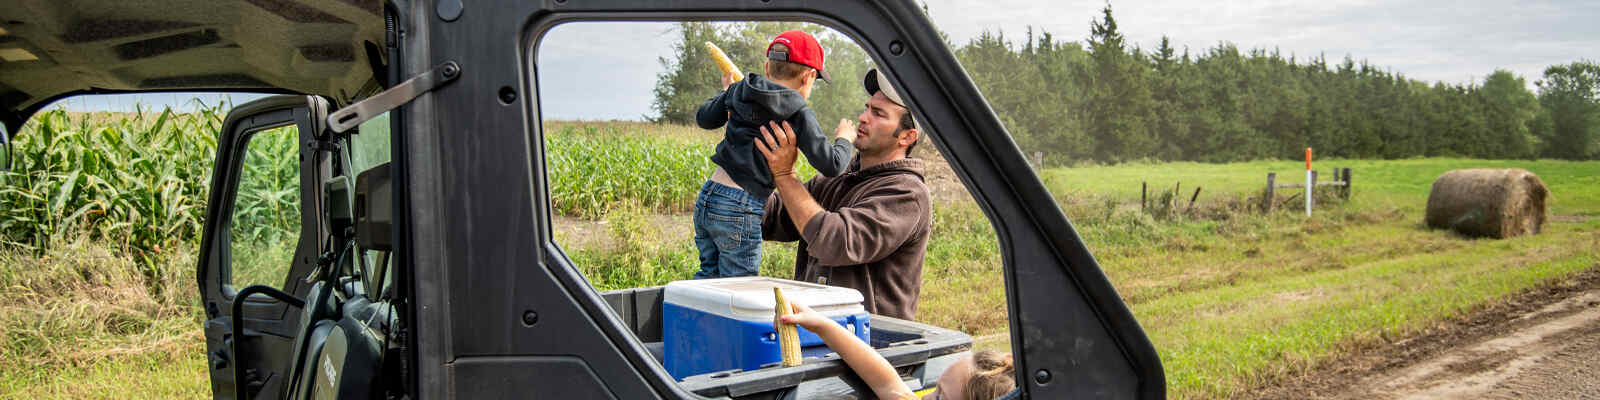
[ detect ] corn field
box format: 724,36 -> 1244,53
545,123 -> 819,219
546,124 -> 713,218
0,103 -> 820,279
0,104 -> 298,279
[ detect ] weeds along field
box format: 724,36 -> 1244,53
2,112 -> 1597,398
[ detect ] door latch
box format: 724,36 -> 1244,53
328,61 -> 461,133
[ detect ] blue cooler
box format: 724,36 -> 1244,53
663,277 -> 871,379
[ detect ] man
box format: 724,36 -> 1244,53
755,69 -> 931,321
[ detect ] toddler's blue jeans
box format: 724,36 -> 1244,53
692,181 -> 765,279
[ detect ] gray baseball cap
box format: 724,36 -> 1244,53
863,69 -> 919,131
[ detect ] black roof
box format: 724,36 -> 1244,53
0,0 -> 384,131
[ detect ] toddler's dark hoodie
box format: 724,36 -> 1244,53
696,73 -> 854,200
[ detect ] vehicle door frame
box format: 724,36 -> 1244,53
389,0 -> 1164,398
196,94 -> 331,399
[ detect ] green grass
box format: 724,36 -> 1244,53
1041,158 -> 1600,216
1035,158 -> 1600,398
1,346 -> 208,399
1128,218 -> 1596,397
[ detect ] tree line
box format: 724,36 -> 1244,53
652,6 -> 1599,164
651,22 -> 874,133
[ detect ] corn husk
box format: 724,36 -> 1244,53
774,287 -> 802,366
705,41 -> 744,82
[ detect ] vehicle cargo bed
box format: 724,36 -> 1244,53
601,286 -> 973,399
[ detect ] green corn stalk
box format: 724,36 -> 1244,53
0,103 -> 252,283
545,123 -> 817,219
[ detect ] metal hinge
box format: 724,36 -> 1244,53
328,61 -> 461,133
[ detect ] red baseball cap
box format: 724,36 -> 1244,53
766,30 -> 831,82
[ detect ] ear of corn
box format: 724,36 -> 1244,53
704,41 -> 744,82
773,287 -> 802,366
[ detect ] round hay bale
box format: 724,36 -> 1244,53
1424,168 -> 1550,239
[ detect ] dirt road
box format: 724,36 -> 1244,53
1351,288 -> 1600,399
1250,266 -> 1600,399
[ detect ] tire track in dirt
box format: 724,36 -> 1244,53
1479,321 -> 1600,399
1348,290 -> 1600,399
1245,265 -> 1600,399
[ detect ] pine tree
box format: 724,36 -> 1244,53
1085,4 -> 1157,161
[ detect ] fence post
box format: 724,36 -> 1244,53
1264,173 -> 1276,212
1141,181 -> 1147,211
1307,170 -> 1317,216
1187,186 -> 1202,212
1174,182 -> 1181,209
1343,168 -> 1353,200
1033,152 -> 1044,169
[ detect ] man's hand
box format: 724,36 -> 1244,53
834,119 -> 857,144
721,72 -> 736,91
761,121 -> 825,235
757,121 -> 800,179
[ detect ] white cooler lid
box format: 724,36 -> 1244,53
664,277 -> 866,321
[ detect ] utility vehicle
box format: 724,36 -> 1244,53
0,0 -> 1162,398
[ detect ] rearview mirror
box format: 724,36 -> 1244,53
0,123 -> 12,172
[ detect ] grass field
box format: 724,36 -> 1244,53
1037,158 -> 1599,396
1,115 -> 1596,399
1041,158 -> 1600,216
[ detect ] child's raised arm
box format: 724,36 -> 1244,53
695,89 -> 732,130
787,110 -> 855,176
780,303 -> 917,400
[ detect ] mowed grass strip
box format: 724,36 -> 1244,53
1133,220 -> 1597,398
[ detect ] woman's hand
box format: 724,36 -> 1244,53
779,302 -> 830,332
783,300 -> 917,399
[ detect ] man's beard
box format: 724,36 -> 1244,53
856,132 -> 902,159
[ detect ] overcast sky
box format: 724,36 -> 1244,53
56,0 -> 1598,121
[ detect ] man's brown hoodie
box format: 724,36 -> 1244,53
763,158 -> 931,320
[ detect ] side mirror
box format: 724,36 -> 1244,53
354,162 -> 392,297
0,123 -> 12,172
354,162 -> 392,252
